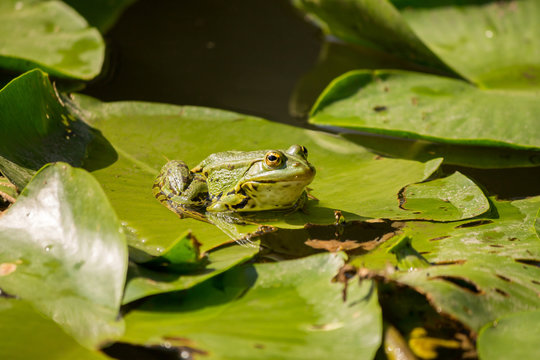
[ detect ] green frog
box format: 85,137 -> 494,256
153,144 -> 316,222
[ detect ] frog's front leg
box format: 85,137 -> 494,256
153,160 -> 209,219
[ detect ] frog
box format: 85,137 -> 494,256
153,144 -> 316,222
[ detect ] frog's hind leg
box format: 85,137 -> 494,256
153,160 -> 209,222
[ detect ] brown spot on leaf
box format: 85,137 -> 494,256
429,236 -> 450,242
494,288 -> 510,297
373,105 -> 387,112
432,259 -> 466,266
305,239 -> 363,252
496,274 -> 511,282
0,263 -> 17,276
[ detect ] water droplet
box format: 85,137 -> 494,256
180,350 -> 191,359
163,341 -> 172,349
485,30 -> 494,38
44,245 -> 53,252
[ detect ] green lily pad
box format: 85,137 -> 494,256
122,253 -> 382,360
291,0 -> 449,72
0,0 -> 104,80
0,69 -> 94,190
352,196 -> 540,331
0,163 -> 127,348
123,241 -> 260,304
477,310 -> 540,360
0,299 -> 111,360
293,0 -> 540,88
342,132 -> 540,168
393,0 -> 540,89
310,70 -> 540,151
0,70 -> 489,255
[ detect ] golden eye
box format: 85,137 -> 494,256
265,151 -> 282,168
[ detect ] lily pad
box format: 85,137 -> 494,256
477,310 -> 540,360
310,70 -> 540,151
0,70 -> 490,254
0,0 -> 104,80
0,69 -> 94,190
123,242 -> 260,304
293,0 -> 540,88
352,196 -> 540,331
393,0 -> 540,89
342,132 -> 540,169
291,0 -> 449,72
121,253 -> 382,360
0,163 -> 128,348
0,299 -> 111,360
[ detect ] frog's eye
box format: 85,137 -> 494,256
265,151 -> 283,168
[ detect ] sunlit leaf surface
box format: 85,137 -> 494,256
0,0 -> 104,79
311,70 -> 540,151
352,196 -> 540,331
0,163 -> 127,347
123,242 -> 259,304
122,253 -> 382,360
477,310 -> 540,360
393,0 -> 540,89
0,70 -> 490,254
0,299 -> 111,360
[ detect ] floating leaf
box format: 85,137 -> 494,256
0,163 -> 127,347
122,253 -> 382,360
310,70 -> 540,151
0,69 -> 94,189
291,0 -> 449,71
0,299 -> 111,360
353,196 -> 540,331
123,242 -> 259,304
0,0 -> 104,79
393,0 -> 540,89
477,310 -> 540,360
293,0 -> 540,88
0,70 -> 489,253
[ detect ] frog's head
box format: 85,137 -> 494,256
236,144 -> 316,210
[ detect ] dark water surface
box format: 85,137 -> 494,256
83,0 -> 539,200
83,0 -> 321,125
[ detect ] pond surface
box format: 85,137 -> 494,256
83,0 -> 539,201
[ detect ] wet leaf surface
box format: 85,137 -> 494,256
123,242 -> 259,304
477,310 -> 540,360
353,196 -> 540,331
0,163 -> 127,347
311,70 -> 540,151
1,71 -> 489,254
0,299 -> 112,360
0,0 -> 104,79
122,253 -> 382,360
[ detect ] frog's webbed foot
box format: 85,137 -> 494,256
205,212 -> 259,248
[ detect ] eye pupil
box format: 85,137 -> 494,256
268,155 -> 277,161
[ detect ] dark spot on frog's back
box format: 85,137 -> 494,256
373,105 -> 387,112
